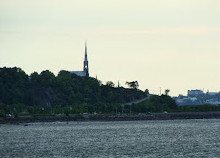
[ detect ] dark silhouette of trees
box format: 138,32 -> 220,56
165,89 -> 170,96
145,89 -> 149,95
0,67 -> 30,105
1,67 -> 220,117
132,95 -> 177,113
106,81 -> 115,87
126,81 -> 139,89
0,67 -> 146,108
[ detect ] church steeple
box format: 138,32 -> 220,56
83,42 -> 89,76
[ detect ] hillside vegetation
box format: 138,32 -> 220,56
2,67 -> 218,118
0,67 -> 146,105
0,67 -> 147,116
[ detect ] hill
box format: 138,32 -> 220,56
1,67 -> 219,118
0,67 -> 147,114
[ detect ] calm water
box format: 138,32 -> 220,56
0,119 -> 219,158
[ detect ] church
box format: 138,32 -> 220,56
70,43 -> 89,77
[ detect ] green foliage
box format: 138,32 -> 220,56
165,89 -> 170,96
145,89 -> 149,94
106,81 -> 115,87
0,67 -> 30,105
126,81 -> 139,89
177,104 -> 220,112
0,67 -> 147,115
1,67 -> 220,116
0,103 -> 6,118
39,70 -> 56,87
132,95 -> 178,113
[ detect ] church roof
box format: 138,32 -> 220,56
70,71 -> 86,77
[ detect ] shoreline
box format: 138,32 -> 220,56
1,112 -> 220,124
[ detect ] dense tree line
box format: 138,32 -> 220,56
130,95 -> 220,113
177,104 -> 220,112
0,67 -> 147,117
131,95 -> 178,113
1,67 -> 218,118
0,67 -> 146,106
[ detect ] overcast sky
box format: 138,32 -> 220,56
1,0 -> 220,96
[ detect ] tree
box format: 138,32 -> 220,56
106,81 -> 115,87
126,81 -> 139,89
39,70 -> 55,86
0,67 -> 147,111
30,72 -> 40,85
57,70 -> 71,79
0,67 -> 29,105
165,89 -> 170,96
145,89 -> 149,95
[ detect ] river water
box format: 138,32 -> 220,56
0,119 -> 219,158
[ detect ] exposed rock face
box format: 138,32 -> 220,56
34,87 -> 57,106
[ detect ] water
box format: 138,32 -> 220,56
0,119 -> 219,158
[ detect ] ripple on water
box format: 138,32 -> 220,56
0,119 -> 219,157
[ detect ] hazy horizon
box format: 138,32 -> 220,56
1,0 -> 220,96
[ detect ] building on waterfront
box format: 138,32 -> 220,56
206,91 -> 218,96
188,90 -> 204,96
174,89 -> 220,106
70,43 -> 89,77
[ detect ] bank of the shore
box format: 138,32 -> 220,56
1,112 -> 220,124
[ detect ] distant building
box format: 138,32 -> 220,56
206,92 -> 218,96
188,90 -> 204,96
70,42 -> 89,77
174,89 -> 220,106
205,99 -> 220,105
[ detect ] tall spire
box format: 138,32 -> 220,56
85,41 -> 87,60
83,41 -> 89,76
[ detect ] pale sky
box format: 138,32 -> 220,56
1,0 -> 220,96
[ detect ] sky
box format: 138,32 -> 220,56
1,0 -> 220,96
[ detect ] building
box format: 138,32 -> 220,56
206,92 -> 218,96
174,89 -> 220,105
188,90 -> 204,96
70,43 -> 89,77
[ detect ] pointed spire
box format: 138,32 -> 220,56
83,41 -> 89,76
85,41 -> 87,60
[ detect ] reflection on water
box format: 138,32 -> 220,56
0,119 -> 219,157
